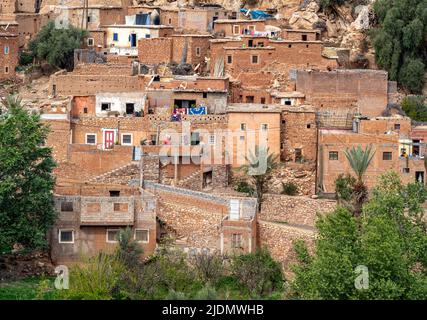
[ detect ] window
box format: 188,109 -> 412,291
113,33 -> 118,41
302,34 -> 307,41
61,201 -> 73,212
85,133 -> 96,145
258,42 -> 264,47
59,229 -> 74,243
261,124 -> 268,131
113,203 -> 121,211
248,25 -> 255,31
260,97 -> 266,104
87,38 -> 94,46
231,234 -> 242,248
245,96 -> 254,103
383,152 -> 392,160
121,133 -> 133,146
226,55 -> 232,64
232,25 -> 240,35
403,167 -> 410,173
106,229 -> 119,243
307,124 -> 311,129
329,151 -> 338,160
4,46 -> 9,55
87,16 -> 91,23
202,92 -> 207,98
191,132 -> 200,145
239,135 -> 245,141
240,123 -> 246,131
4,66 -> 9,74
83,107 -> 88,114
150,134 -> 157,145
168,18 -> 172,24
209,134 -> 215,145
145,34 -> 151,39
248,39 -> 253,47
394,123 -> 400,130
295,148 -> 302,162
195,47 -> 201,57
251,55 -> 259,64
109,190 -> 120,197
126,103 -> 134,114
288,44 -> 292,48
101,103 -> 111,111
134,229 -> 149,243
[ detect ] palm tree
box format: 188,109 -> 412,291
343,145 -> 375,217
237,146 -> 279,212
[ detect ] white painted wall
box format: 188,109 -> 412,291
95,92 -> 146,116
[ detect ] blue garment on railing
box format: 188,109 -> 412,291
188,107 -> 207,115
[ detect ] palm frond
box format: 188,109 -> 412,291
344,145 -> 376,181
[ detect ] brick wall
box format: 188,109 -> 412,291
0,33 -> 19,80
296,70 -> 389,117
138,37 -> 173,65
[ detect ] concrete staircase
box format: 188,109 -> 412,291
176,169 -> 202,190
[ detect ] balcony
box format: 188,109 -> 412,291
80,196 -> 135,226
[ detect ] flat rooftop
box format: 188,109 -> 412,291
103,24 -> 174,29
227,104 -> 282,113
214,19 -> 265,23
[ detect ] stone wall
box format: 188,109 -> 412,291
260,194 -> 336,227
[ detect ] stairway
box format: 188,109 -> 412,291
88,162 -> 140,184
176,169 -> 202,189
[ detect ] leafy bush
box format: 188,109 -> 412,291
231,249 -> 284,297
28,21 -> 88,70
401,96 -> 427,122
372,0 -> 426,93
334,173 -> 357,201
234,179 -> 255,195
19,51 -> 34,66
281,182 -> 298,196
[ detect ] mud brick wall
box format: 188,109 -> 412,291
50,74 -> 140,96
138,37 -> 173,65
260,194 -> 336,228
0,34 -> 19,80
43,119 -> 71,163
296,69 -> 388,117
282,111 -> 317,162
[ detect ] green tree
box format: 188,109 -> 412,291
372,0 -> 427,93
237,146 -> 279,211
0,95 -> 56,251
291,172 -> 427,300
343,145 -> 375,217
401,95 -> 427,122
28,21 -> 87,70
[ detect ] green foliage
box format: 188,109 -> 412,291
117,227 -> 143,270
0,95 -> 56,251
28,21 -> 88,70
19,51 -> 35,66
231,249 -> 284,297
401,95 -> 427,122
372,0 -> 427,93
344,145 -> 375,182
291,171 -> 427,299
335,173 -> 357,201
234,179 -> 255,195
0,277 -> 58,300
237,146 -> 279,211
60,252 -> 127,300
281,181 -> 298,196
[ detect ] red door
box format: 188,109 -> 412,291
104,130 -> 115,149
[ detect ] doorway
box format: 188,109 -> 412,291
104,130 -> 115,149
130,34 -> 137,47
126,103 -> 135,115
415,171 -> 424,183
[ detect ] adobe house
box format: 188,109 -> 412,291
226,103 -> 282,167
105,24 -> 174,56
0,20 -> 19,80
296,69 -> 390,117
317,116 -> 422,193
51,183 -> 157,265
138,34 -> 212,68
213,19 -> 270,37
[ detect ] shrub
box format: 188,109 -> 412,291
401,95 -> 427,122
334,173 -> 357,201
231,249 -> 284,297
234,179 -> 255,195
281,182 -> 298,196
